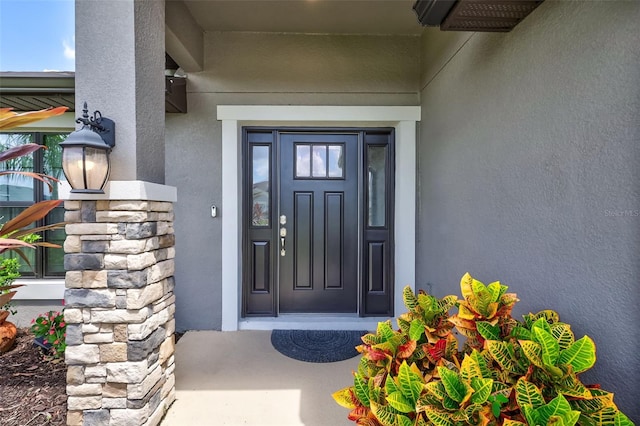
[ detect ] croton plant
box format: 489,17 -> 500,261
333,273 -> 634,426
0,107 -> 67,353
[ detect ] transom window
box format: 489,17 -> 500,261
295,143 -> 344,179
0,132 -> 68,278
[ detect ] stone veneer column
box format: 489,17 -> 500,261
63,199 -> 175,426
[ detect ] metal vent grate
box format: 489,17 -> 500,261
441,0 -> 544,32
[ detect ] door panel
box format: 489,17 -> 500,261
279,133 -> 359,313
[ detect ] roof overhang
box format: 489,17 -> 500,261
0,71 -> 187,114
0,72 -> 75,112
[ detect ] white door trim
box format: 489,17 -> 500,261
217,105 -> 420,331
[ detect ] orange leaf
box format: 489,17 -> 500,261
0,199 -> 63,236
348,407 -> 370,422
0,291 -> 18,307
0,107 -> 68,131
397,339 -> 417,358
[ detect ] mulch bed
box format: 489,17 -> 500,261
0,328 -> 67,426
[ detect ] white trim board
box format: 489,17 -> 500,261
217,105 -> 420,331
12,280 -> 65,300
61,180 -> 177,202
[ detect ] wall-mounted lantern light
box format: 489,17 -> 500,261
60,102 -> 115,194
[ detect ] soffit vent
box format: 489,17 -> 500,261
413,0 -> 544,32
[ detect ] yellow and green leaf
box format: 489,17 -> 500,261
558,336 -> 596,373
386,391 -> 414,414
333,387 -> 357,409
551,323 -> 575,350
425,408 -> 455,426
438,366 -> 471,404
532,327 -> 560,367
425,381 -> 447,400
520,340 -> 544,368
477,321 -> 500,341
354,372 -> 370,407
398,361 -> 423,404
503,420 -> 528,426
536,394 -> 576,426
486,340 -> 516,372
370,401 -> 397,426
409,319 -> 425,341
515,378 -> 544,409
568,389 -> 614,415
470,377 -> 493,404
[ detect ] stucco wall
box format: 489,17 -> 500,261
416,0 -> 639,419
166,32 -> 420,330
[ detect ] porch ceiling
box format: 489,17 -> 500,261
181,0 -> 423,35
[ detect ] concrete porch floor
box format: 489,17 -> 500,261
161,331 -> 357,426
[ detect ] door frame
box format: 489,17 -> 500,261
218,105 -> 421,331
243,129 -> 394,317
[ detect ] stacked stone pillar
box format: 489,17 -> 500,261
63,199 -> 176,426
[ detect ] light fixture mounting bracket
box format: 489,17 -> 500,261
76,101 -> 116,148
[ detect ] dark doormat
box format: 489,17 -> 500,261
270,329 -> 366,363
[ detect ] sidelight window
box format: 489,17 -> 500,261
251,145 -> 271,227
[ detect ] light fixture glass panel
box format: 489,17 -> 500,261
296,144 -> 311,177
312,145 -> 327,177
62,147 -> 87,190
252,145 -> 270,226
328,145 -> 344,178
84,147 -> 109,190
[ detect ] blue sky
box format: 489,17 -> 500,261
0,0 -> 75,71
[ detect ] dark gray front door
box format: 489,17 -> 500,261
278,133 -> 359,313
243,128 -> 395,317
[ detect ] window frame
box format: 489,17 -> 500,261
1,131 -> 68,278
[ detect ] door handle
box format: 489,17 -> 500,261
280,215 -> 287,256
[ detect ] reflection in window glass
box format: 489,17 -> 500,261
43,134 -> 66,200
328,145 -> 344,178
45,207 -> 66,275
296,145 -> 311,177
368,146 -> 387,227
312,145 -> 327,177
252,145 -> 270,226
0,133 -> 35,202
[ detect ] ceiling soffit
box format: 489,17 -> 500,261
181,0 -> 423,35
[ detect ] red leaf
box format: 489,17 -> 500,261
365,348 -> 389,361
0,143 -> 44,162
397,339 -> 417,358
348,407 -> 369,421
428,339 -> 447,362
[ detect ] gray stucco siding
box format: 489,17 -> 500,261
416,0 -> 639,419
166,33 -> 421,331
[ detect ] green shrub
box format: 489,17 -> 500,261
333,273 -> 634,426
0,258 -> 21,315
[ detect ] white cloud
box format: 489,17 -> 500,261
63,37 -> 75,60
